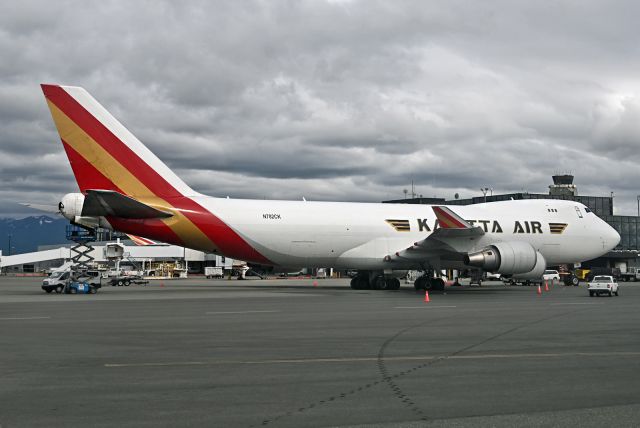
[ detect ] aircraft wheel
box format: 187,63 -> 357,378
45,289 -> 52,294
431,278 -> 445,291
360,276 -> 371,290
414,276 -> 428,290
351,275 -> 369,290
372,275 -> 386,290
55,286 -> 63,294
386,278 -> 401,290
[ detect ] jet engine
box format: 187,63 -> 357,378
511,251 -> 547,280
58,193 -> 85,221
464,241 -> 546,276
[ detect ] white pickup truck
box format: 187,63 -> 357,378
587,275 -> 619,297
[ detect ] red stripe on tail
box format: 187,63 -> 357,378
61,140 -> 120,193
45,84 -> 271,264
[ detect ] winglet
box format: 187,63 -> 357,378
432,206 -> 472,229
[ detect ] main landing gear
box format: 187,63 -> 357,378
349,271 -> 445,291
350,273 -> 401,290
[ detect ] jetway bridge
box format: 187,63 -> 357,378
0,247 -> 72,269
1,245 -> 233,269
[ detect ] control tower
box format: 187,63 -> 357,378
549,174 -> 578,197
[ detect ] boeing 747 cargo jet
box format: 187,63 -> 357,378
41,84 -> 620,290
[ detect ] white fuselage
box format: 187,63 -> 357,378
195,197 -> 619,269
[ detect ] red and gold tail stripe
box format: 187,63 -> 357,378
43,85 -> 271,263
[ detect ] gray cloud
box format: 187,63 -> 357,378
1,0 -> 639,217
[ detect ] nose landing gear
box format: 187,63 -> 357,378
414,275 -> 445,291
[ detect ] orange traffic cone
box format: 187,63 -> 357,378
312,280 -> 318,287
537,284 -> 542,295
544,280 -> 549,292
424,290 -> 430,303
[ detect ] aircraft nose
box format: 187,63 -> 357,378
603,223 -> 621,251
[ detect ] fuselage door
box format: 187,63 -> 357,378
574,206 -> 583,219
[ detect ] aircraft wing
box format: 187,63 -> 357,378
385,206 -> 484,262
81,190 -> 173,219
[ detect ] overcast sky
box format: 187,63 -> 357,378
2,0 -> 640,217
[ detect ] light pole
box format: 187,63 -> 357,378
637,195 -> 639,217
481,187 -> 490,203
7,234 -> 11,256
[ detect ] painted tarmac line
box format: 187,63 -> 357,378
205,310 -> 281,315
394,306 -> 457,309
105,351 -> 640,368
0,316 -> 51,320
550,302 -> 603,305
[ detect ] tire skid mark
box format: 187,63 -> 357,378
252,315 -> 454,427
254,307 -> 590,427
375,307 -> 593,423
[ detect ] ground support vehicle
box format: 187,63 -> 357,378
205,267 -> 224,279
43,269 -> 102,293
587,275 -> 619,297
107,275 -> 148,286
542,270 -> 560,283
237,268 -> 264,280
619,267 -> 640,282
42,271 -> 71,293
559,268 -> 583,286
64,281 -> 99,294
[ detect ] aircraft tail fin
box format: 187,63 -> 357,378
41,84 -> 195,199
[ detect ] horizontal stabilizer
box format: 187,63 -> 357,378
82,190 -> 173,219
20,202 -> 60,214
126,234 -> 162,246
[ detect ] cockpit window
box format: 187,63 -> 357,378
585,208 -> 592,213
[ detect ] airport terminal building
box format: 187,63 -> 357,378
384,175 -> 640,271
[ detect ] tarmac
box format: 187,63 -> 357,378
1,276 -> 640,427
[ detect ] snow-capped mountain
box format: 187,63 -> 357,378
0,216 -> 68,254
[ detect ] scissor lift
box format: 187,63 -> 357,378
64,225 -> 100,293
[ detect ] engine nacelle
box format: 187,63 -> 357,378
59,193 -> 85,221
511,251 -> 547,280
464,241 -> 543,275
